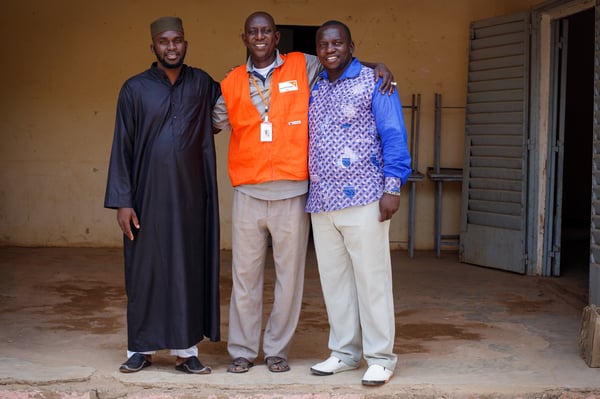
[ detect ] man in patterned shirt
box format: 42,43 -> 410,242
306,20 -> 412,386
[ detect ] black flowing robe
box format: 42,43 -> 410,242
104,63 -> 221,352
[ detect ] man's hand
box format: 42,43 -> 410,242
117,207 -> 140,241
361,61 -> 397,95
224,65 -> 240,78
373,63 -> 396,95
379,193 -> 401,221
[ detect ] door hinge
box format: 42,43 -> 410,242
551,136 -> 564,153
550,244 -> 560,259
558,34 -> 565,49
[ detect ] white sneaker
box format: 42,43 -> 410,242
361,364 -> 393,386
310,356 -> 357,376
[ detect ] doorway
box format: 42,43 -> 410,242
460,1 -> 597,303
277,25 -> 318,55
555,8 -> 594,280
529,0 -> 598,303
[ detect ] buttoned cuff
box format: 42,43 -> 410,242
384,177 -> 402,195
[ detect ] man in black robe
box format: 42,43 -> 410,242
104,16 -> 221,374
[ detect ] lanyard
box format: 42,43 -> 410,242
251,73 -> 272,119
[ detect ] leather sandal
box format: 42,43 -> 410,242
119,353 -> 151,373
227,357 -> 254,373
265,356 -> 290,372
175,356 -> 211,374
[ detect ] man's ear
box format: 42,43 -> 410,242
150,43 -> 156,55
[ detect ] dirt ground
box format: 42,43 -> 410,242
0,246 -> 599,399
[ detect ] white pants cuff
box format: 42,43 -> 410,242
127,345 -> 197,359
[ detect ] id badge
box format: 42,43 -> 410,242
260,120 -> 273,142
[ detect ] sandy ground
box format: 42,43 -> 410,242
0,246 -> 599,398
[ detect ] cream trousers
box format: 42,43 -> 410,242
228,191 -> 310,361
311,201 -> 397,370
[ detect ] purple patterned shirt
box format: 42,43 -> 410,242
305,58 -> 412,213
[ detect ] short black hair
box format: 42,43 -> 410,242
318,20 -> 352,42
244,11 -> 277,32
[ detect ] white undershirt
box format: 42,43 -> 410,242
253,61 -> 276,78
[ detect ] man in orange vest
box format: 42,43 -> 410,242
212,11 -> 396,374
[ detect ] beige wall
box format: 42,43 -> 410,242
0,0 -> 540,248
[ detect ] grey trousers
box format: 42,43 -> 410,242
227,191 -> 310,362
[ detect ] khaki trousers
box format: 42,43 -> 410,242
311,201 -> 398,371
228,191 -> 310,362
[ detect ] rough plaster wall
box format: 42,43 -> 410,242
0,0 -> 540,248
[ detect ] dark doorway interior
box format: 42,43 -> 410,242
277,25 -> 318,55
559,8 -> 594,278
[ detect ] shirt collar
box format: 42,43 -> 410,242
318,57 -> 361,83
245,49 -> 284,73
149,62 -> 187,83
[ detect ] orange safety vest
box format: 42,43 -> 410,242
221,52 -> 310,187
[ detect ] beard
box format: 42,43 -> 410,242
154,46 -> 186,69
